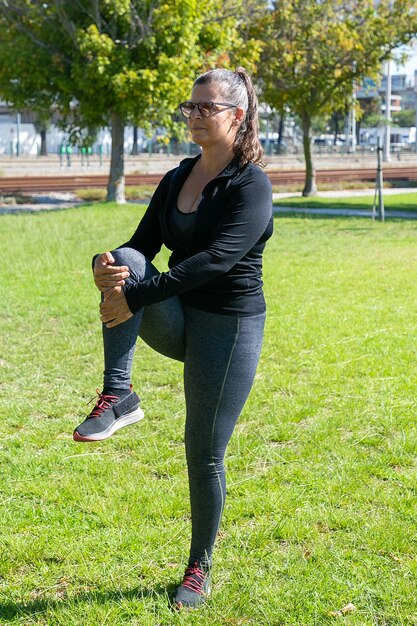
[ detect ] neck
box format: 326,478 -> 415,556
198,145 -> 235,176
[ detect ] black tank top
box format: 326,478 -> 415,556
168,205 -> 197,248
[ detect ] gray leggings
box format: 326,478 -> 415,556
103,247 -> 265,566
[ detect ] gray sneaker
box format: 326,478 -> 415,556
173,562 -> 212,609
73,389 -> 144,442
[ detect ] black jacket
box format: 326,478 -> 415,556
122,155 -> 274,316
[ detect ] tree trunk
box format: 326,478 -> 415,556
276,110 -> 285,154
333,114 -> 339,146
131,126 -> 139,155
107,112 -> 126,203
39,128 -> 48,156
301,112 -> 317,196
277,110 -> 285,144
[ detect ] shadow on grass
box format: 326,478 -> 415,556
274,210 -> 374,221
273,208 -> 417,221
0,582 -> 177,620
274,199 -> 417,212
274,210 -> 364,220
0,202 -> 90,216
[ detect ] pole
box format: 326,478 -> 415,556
383,60 -> 391,162
344,112 -> 350,153
16,112 -> 21,157
376,137 -> 384,222
351,98 -> 356,154
415,108 -> 417,154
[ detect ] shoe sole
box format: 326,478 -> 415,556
173,584 -> 211,610
173,588 -> 211,610
73,407 -> 144,442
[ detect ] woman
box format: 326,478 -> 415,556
73,67 -> 273,609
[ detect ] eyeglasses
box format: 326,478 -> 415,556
178,101 -> 238,119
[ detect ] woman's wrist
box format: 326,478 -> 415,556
122,283 -> 140,314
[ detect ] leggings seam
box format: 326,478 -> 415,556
209,317 -> 240,541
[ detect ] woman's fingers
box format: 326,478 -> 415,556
96,266 -> 130,279
94,263 -> 130,290
102,312 -> 132,328
95,271 -> 129,284
102,251 -> 115,264
96,251 -> 115,266
99,287 -> 133,327
94,252 -> 129,277
93,252 -> 131,294
95,279 -> 126,292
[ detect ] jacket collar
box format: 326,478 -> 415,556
177,154 -> 243,180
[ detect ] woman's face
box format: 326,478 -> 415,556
187,82 -> 243,150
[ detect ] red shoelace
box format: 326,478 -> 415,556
88,389 -> 118,418
180,563 -> 206,594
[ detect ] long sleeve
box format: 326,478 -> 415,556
123,168 -> 272,314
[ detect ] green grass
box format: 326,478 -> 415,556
1,204 -> 417,625
274,191 -> 417,213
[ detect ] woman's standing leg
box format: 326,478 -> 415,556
173,307 -> 265,608
73,247 -> 185,442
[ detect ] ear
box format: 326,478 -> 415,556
234,107 -> 245,124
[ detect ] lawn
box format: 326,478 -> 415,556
274,191 -> 417,213
1,204 -> 417,625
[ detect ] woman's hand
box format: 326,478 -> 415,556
93,251 -> 130,292
100,285 -> 133,328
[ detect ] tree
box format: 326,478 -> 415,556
33,113 -> 52,157
0,9 -> 56,158
392,108 -> 416,127
259,0 -> 417,196
356,95 -> 384,142
0,0 -> 265,202
328,108 -> 349,146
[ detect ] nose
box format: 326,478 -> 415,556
189,104 -> 202,119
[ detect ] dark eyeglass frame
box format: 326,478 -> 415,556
178,100 -> 238,119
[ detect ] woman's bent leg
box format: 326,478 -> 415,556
174,307 -> 265,607
103,248 -> 185,390
73,247 -> 185,442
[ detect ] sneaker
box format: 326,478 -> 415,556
173,562 -> 212,609
73,388 -> 144,442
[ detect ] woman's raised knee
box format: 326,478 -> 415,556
111,247 -> 147,282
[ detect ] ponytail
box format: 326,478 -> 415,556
233,67 -> 264,166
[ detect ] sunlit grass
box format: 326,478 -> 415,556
1,204 -> 416,625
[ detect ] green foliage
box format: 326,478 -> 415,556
355,95 -> 385,138
357,95 -> 380,118
0,0 -> 266,201
262,0 -> 417,117
258,0 -> 417,194
364,112 -> 387,128
0,4 -> 56,114
311,115 -> 330,134
392,108 -> 416,127
0,0 -> 264,135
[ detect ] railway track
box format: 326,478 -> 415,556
0,166 -> 416,193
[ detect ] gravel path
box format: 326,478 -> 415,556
0,192 -> 82,214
